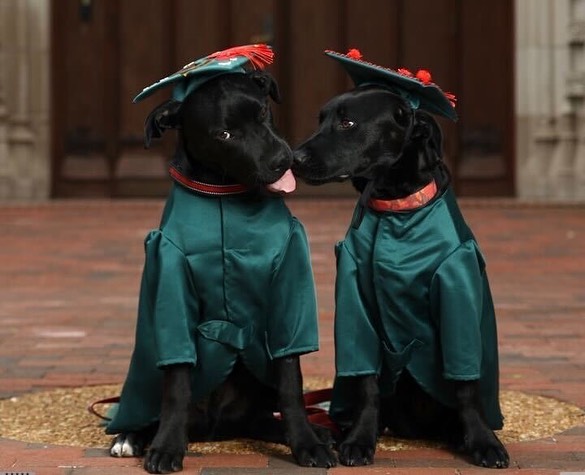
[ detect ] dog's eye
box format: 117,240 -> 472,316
339,119 -> 355,129
393,107 -> 410,127
259,106 -> 268,120
217,131 -> 232,140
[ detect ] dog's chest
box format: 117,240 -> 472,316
342,189 -> 476,294
163,185 -> 290,254
159,185 -> 294,317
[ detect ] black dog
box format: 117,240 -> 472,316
293,85 -> 509,468
108,71 -> 336,473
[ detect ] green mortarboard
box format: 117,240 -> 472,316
325,49 -> 457,121
133,44 -> 274,103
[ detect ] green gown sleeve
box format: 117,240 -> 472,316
105,230 -> 200,434
143,230 -> 199,367
266,218 -> 319,359
430,238 -> 503,428
430,239 -> 485,380
333,240 -> 381,376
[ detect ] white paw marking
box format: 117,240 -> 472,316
121,437 -> 135,457
110,434 -> 135,457
110,440 -> 122,457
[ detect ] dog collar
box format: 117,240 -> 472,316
169,166 -> 249,196
368,180 -> 437,212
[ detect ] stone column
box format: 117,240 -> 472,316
0,0 -> 50,201
0,2 -> 13,198
547,0 -> 579,199
28,0 -> 51,199
8,0 -> 36,199
570,4 -> 585,199
516,0 -> 558,199
516,0 -> 585,201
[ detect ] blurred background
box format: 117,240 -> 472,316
0,0 -> 582,201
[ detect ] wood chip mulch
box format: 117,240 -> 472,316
1,382 -> 583,455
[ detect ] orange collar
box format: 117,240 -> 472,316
368,180 -> 437,212
169,166 -> 248,196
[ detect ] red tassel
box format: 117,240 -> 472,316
416,69 -> 432,84
444,91 -> 457,106
207,44 -> 274,69
397,68 -> 414,77
346,48 -> 363,60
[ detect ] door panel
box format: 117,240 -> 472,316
345,0 -> 400,67
118,0 -> 172,142
230,0 -> 274,45
115,0 -> 174,190
174,1 -> 227,65
284,0 -> 345,146
53,0 -> 110,192
399,0 -> 459,173
457,0 -> 514,195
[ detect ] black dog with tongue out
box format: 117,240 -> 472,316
293,49 -> 509,469
106,45 -> 336,473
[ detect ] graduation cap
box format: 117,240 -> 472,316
133,44 -> 274,103
325,49 -> 457,121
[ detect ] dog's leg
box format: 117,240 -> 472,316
144,364 -> 191,474
337,374 -> 379,466
455,380 -> 509,468
275,356 -> 337,468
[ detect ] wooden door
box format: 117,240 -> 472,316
51,0 -> 513,197
52,0 -> 174,197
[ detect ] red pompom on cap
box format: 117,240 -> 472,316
416,69 -> 432,84
346,48 -> 363,60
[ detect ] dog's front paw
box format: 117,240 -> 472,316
292,442 -> 337,468
310,424 -> 336,446
144,446 -> 185,474
110,433 -> 147,458
465,431 -> 509,468
338,441 -> 375,466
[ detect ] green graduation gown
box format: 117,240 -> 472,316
106,182 -> 319,434
330,186 -> 503,430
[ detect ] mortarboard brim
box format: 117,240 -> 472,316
325,49 -> 457,121
133,44 -> 274,103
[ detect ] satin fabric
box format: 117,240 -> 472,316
106,183 -> 319,434
330,186 -> 503,430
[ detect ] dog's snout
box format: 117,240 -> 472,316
269,155 -> 292,174
293,149 -> 308,166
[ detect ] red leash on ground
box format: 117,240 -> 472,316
88,395 -> 120,421
301,387 -> 339,434
88,388 -> 339,433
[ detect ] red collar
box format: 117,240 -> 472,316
169,166 -> 248,196
368,180 -> 438,212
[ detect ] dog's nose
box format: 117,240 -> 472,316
292,150 -> 307,165
270,156 -> 292,174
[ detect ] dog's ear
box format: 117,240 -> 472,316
412,110 -> 443,156
250,71 -> 281,104
143,99 -> 182,148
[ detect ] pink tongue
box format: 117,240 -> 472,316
266,169 -> 296,193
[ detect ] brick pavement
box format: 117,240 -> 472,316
0,197 -> 584,474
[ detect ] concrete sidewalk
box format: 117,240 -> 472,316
0,197 -> 584,474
